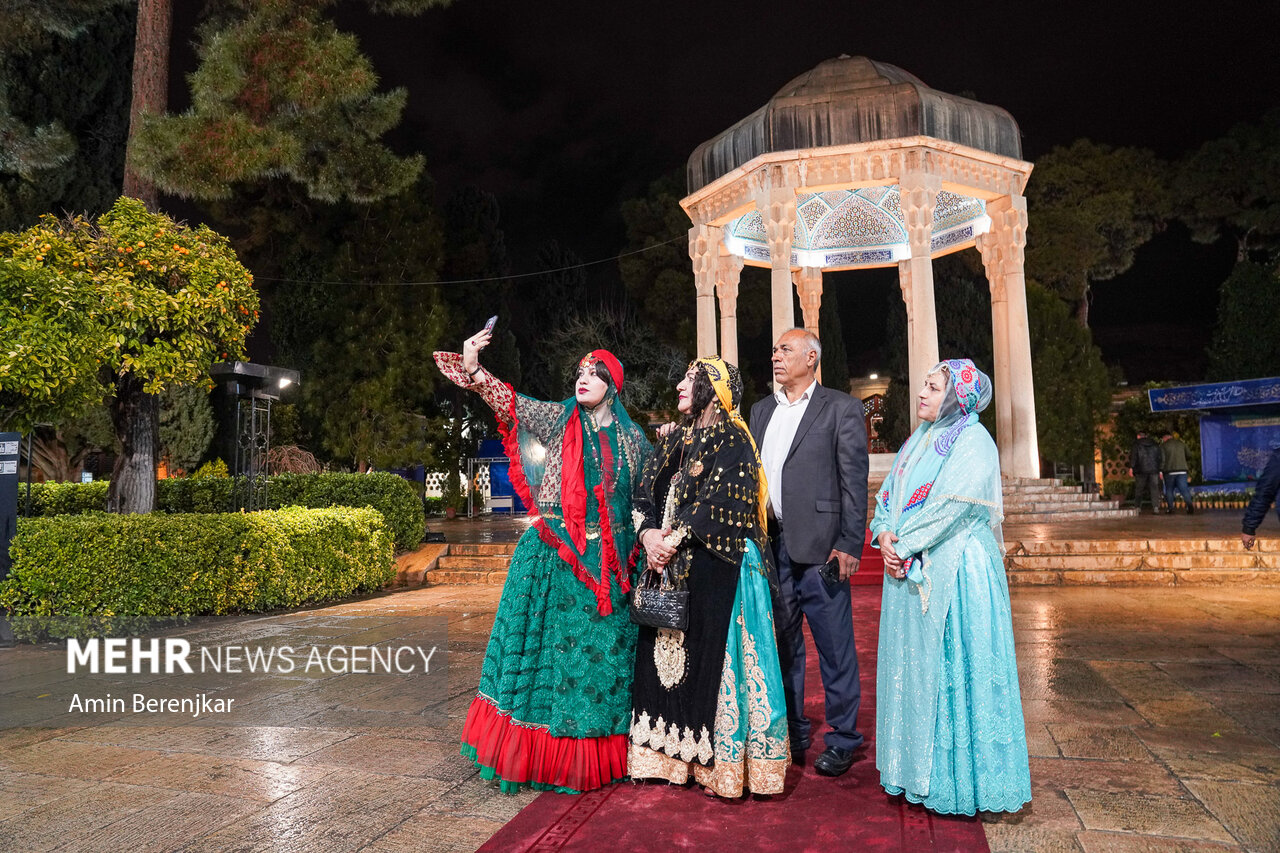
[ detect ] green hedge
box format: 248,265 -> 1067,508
19,480 -> 110,516
21,472 -> 424,551
0,507 -> 394,641
265,474 -> 423,551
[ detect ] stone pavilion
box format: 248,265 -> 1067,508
680,55 -> 1039,477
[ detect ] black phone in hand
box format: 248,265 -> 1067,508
818,556 -> 841,584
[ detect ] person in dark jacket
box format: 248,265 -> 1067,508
1241,446 -> 1280,550
1129,431 -> 1163,513
1160,433 -> 1195,514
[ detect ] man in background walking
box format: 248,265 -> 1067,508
1161,432 -> 1195,514
1129,431 -> 1162,514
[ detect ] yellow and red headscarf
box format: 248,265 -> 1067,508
692,356 -> 769,533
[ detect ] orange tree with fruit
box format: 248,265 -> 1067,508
0,196 -> 257,512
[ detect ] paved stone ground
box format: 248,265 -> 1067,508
2,553 -> 1278,850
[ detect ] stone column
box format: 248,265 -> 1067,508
977,195 -> 1039,478
759,189 -> 797,348
977,228 -> 1014,471
793,266 -> 824,382
689,223 -> 722,358
716,254 -> 744,365
897,172 -> 941,428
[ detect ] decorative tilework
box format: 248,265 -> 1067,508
932,191 -> 985,230
824,249 -> 895,266
724,186 -> 985,269
797,197 -> 830,231
931,224 -> 975,252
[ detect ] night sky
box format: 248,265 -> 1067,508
179,0 -> 1279,381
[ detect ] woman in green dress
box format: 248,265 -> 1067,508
434,327 -> 651,793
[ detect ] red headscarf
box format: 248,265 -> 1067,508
562,350 -> 624,553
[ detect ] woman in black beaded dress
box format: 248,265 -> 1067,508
627,357 -> 790,798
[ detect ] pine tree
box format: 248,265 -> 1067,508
129,1 -> 447,205
0,2 -> 133,226
1206,261 -> 1280,380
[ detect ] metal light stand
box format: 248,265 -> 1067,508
211,362 -> 299,513
233,395 -> 273,511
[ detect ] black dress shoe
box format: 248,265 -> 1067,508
813,745 -> 857,777
791,738 -> 811,764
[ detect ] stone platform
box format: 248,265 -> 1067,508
402,509 -> 1280,588
1004,510 -> 1280,587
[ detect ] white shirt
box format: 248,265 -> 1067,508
759,379 -> 818,520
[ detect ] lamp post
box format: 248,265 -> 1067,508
211,362 -> 299,511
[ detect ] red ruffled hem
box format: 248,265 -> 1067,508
460,695 -> 629,792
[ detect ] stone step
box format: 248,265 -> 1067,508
1007,553 -> 1274,571
1004,496 -> 1100,511
1008,568 -> 1280,586
1003,485 -> 1090,496
389,542 -> 447,589
1004,508 -> 1138,522
1005,489 -> 1097,502
447,543 -> 518,556
1003,535 -> 1280,586
1004,500 -> 1117,515
436,555 -> 512,570
1004,476 -> 1061,484
1013,538 -> 1149,555
424,568 -> 509,585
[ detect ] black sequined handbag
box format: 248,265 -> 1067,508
629,567 -> 688,631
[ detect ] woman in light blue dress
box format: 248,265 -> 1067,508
871,359 -> 1031,815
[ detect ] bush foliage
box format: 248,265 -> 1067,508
21,472 -> 424,550
0,507 -> 394,641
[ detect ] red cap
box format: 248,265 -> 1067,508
581,350 -> 624,392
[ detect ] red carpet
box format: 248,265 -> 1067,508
478,584 -> 989,853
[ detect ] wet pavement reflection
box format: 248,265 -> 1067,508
1,569 -> 1277,851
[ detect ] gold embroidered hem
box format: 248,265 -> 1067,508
627,743 -> 694,785
695,753 -> 788,798
626,745 -> 788,798
630,711 -> 713,764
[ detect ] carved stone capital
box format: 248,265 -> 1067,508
689,224 -> 722,296
976,194 -> 1026,299
987,194 -> 1027,269
897,171 -> 941,253
716,254 -> 744,305
756,189 -> 797,265
792,266 -> 823,329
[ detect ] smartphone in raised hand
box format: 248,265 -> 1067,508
483,315 -> 498,333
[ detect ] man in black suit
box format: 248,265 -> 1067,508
749,328 -> 869,777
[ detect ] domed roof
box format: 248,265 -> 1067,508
687,56 -> 1023,193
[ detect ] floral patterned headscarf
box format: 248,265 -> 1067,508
876,358 -> 992,582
